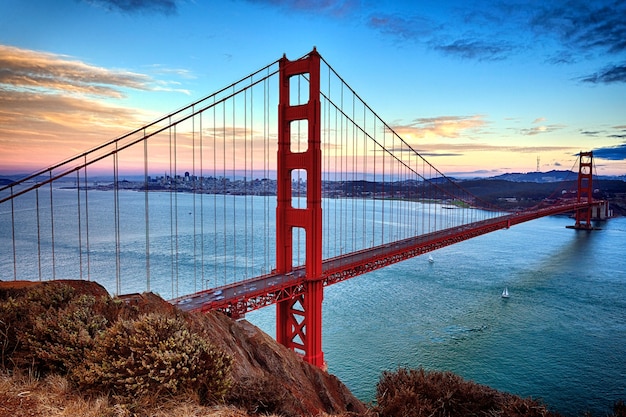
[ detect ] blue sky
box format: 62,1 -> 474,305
1,0 -> 625,177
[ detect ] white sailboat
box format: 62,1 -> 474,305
501,287 -> 510,298
428,254 -> 434,263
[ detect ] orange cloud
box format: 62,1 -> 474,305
0,44 -> 150,97
0,45 -> 159,173
391,115 -> 488,139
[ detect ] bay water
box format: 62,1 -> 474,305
2,188 -> 625,416
249,214 -> 626,416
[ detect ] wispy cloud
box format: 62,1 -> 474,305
519,118 -> 566,136
368,13 -> 437,41
391,115 -> 488,139
244,0 -> 357,17
365,0 -> 626,78
0,45 -> 150,98
0,45 -> 159,171
580,63 -> 626,84
433,38 -> 514,61
530,1 -> 626,55
579,125 -> 626,139
593,143 -> 626,160
82,0 -> 179,15
244,0 -> 625,70
412,142 -> 571,155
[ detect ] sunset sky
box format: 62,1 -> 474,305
1,0 -> 625,177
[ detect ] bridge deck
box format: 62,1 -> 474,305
172,200 -> 600,317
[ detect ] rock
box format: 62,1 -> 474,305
192,310 -> 367,416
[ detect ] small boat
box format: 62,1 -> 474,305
501,287 -> 510,298
428,254 -> 434,263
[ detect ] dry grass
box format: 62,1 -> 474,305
0,371 -> 255,417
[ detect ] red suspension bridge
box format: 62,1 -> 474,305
0,49 -> 609,368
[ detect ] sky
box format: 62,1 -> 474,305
1,0 -> 625,178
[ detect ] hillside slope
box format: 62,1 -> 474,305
0,280 -> 366,417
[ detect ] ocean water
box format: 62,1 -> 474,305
249,215 -> 626,416
2,189 -> 625,416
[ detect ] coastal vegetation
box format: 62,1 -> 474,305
0,281 -> 624,417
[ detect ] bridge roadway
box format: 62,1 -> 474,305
171,200 -> 597,318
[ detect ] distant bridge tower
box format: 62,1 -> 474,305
574,151 -> 594,229
275,49 -> 325,367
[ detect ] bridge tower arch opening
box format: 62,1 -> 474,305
275,48 -> 325,368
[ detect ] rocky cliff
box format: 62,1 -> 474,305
0,280 -> 366,416
187,305 -> 366,415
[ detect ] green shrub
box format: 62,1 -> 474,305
25,294 -> 110,374
0,283 -> 78,370
375,367 -> 560,417
0,283 -> 124,374
0,297 -> 20,369
74,312 -> 232,405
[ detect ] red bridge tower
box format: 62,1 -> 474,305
574,151 -> 594,229
275,49 -> 325,367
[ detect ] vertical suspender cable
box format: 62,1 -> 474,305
173,124 -> 179,297
387,128 -> 398,242
334,89 -> 339,257
84,159 -> 91,281
213,102 -> 218,287
261,77 -> 266,273
370,117 -> 375,248
339,83 -> 343,257
199,111 -> 205,289
362,104 -> 366,249
372,126 -> 377,247
113,149 -> 120,295
36,188 -> 42,281
232,87 -> 237,281
349,94 -> 357,251
76,170 -> 83,279
192,107 -> 197,293
263,75 -> 269,273
380,125 -> 387,244
10,186 -> 16,280
49,171 -> 56,280
222,99 -> 227,286
169,121 -> 175,297
143,128 -> 150,292
246,81 -> 251,276
244,88 -> 249,278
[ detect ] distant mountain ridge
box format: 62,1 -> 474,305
487,169 -> 626,183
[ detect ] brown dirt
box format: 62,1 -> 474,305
0,390 -> 41,417
0,279 -> 108,297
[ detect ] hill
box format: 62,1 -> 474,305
488,170 -> 626,183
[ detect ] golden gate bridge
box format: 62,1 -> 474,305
0,49 -> 609,368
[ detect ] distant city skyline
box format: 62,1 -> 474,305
1,0 -> 625,177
